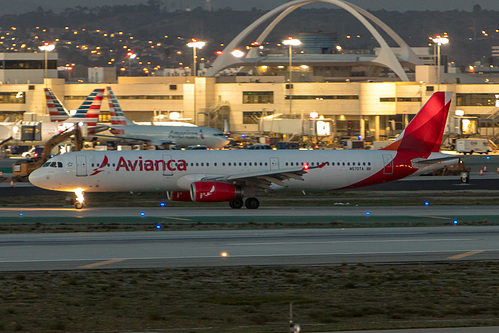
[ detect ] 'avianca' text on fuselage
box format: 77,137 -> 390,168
114,156 -> 188,172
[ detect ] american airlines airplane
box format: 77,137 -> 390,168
29,92 -> 458,209
103,87 -> 230,148
0,89 -> 105,145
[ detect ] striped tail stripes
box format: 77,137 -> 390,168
107,86 -> 132,126
44,88 -> 69,122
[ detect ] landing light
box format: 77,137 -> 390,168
220,251 -> 228,257
75,188 -> 84,204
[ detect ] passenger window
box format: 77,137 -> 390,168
285,162 -> 288,166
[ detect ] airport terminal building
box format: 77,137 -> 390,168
0,0 -> 497,146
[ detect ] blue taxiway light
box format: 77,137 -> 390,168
140,212 -> 145,216
156,224 -> 162,229
160,202 -> 165,207
424,201 -> 429,206
366,211 -> 370,216
454,220 -> 458,225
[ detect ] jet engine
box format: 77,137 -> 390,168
167,191 -> 192,202
190,181 -> 243,202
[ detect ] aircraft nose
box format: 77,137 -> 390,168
29,168 -> 48,189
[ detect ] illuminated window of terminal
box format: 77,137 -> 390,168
243,111 -> 274,124
0,92 -> 25,103
285,95 -> 359,100
243,91 -> 274,104
0,60 -> 57,70
65,95 -> 183,101
99,111 -> 110,122
380,97 -> 421,102
456,93 -> 498,107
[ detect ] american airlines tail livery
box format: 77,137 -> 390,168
29,92 -> 458,209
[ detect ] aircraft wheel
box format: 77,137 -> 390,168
245,197 -> 260,209
75,202 -> 84,209
229,198 -> 243,209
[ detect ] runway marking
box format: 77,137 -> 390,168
164,217 -> 192,221
416,215 -> 450,220
448,250 -> 485,260
229,238 -> 473,246
79,259 -> 126,269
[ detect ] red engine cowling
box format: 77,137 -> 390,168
190,182 -> 243,202
167,191 -> 192,202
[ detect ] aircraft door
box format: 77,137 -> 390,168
76,155 -> 87,177
163,155 -> 173,176
270,157 -> 279,171
382,154 -> 394,175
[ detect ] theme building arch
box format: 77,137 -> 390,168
207,0 -> 421,81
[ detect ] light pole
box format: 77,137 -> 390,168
126,52 -> 136,76
187,39 -> 205,125
433,35 -> 449,91
283,37 -> 301,114
38,42 -> 55,79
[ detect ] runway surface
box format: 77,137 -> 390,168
1,224 -> 499,272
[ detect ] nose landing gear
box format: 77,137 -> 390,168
74,188 -> 85,209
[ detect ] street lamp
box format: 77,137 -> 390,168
432,35 -> 449,91
282,37 -> 301,114
187,39 -> 205,125
38,42 -> 55,79
126,52 -> 137,76
187,39 -> 206,76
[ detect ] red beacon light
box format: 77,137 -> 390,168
303,163 -> 309,171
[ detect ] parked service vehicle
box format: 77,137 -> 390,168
456,139 -> 491,155
21,147 -> 44,159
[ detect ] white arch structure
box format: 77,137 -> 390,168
206,0 -> 422,81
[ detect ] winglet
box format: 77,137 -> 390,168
44,88 -> 69,122
107,86 -> 133,126
381,92 -> 452,153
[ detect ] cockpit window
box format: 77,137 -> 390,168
57,162 -> 63,168
43,162 -> 50,167
50,162 -> 57,168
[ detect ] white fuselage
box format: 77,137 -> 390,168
109,124 -> 229,148
29,149 -> 457,194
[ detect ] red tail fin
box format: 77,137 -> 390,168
381,92 -> 452,153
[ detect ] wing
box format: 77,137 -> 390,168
92,133 -> 174,145
202,162 -> 326,190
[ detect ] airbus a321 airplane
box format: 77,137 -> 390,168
29,92 -> 458,209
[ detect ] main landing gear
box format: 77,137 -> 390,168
229,197 -> 260,209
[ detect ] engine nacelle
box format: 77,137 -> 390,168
167,191 -> 192,202
190,182 -> 243,202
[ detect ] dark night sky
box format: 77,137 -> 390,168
1,0 -> 498,14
